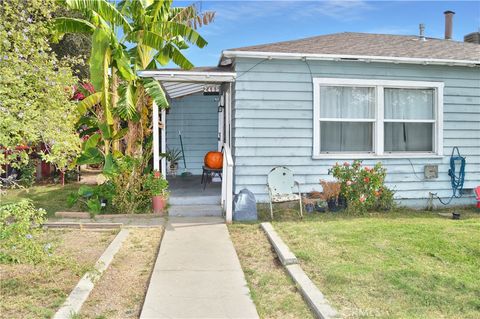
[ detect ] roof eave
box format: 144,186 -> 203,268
137,70 -> 236,83
221,50 -> 480,67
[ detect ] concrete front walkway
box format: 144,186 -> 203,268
140,217 -> 259,319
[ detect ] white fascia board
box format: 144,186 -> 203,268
221,50 -> 480,67
137,70 -> 236,83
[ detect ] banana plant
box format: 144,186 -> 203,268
76,115 -> 128,175
54,0 -> 215,160
53,0 -> 135,158
116,0 -> 215,155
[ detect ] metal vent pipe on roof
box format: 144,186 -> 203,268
444,10 -> 455,40
419,23 -> 426,41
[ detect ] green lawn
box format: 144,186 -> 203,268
0,184 -> 82,217
272,209 -> 480,318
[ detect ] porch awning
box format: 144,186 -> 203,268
138,67 -> 236,99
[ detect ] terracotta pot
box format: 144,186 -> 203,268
152,195 -> 167,215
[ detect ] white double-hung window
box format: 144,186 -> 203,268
313,78 -> 443,158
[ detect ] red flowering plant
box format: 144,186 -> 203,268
71,81 -> 95,101
144,170 -> 169,197
329,160 -> 391,213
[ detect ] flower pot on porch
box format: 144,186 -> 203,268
152,195 -> 167,215
168,161 -> 178,177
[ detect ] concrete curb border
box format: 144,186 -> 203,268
53,228 -> 130,319
260,222 -> 298,265
44,222 -> 123,229
55,211 -> 165,219
260,222 -> 338,319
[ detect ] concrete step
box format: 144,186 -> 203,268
168,205 -> 223,217
169,195 -> 221,206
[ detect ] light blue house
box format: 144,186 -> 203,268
140,32 -> 480,221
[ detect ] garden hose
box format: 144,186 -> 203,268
430,147 -> 466,205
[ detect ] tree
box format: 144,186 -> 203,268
0,0 -> 81,183
50,7 -> 91,80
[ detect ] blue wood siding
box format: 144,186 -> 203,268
167,93 -> 218,175
232,58 -> 480,206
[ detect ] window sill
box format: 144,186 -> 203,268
312,153 -> 444,160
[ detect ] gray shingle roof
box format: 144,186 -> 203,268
227,32 -> 480,62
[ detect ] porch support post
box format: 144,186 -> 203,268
152,101 -> 160,171
161,108 -> 167,178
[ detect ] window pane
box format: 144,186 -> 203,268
320,122 -> 373,152
320,86 -> 375,119
384,123 -> 433,152
384,88 -> 434,120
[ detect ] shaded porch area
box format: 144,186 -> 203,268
168,175 -> 221,199
167,175 -> 222,215
139,67 -> 235,221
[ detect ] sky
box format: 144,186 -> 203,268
173,0 -> 480,67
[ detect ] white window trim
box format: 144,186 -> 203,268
312,78 -> 444,159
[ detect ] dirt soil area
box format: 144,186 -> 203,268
78,227 -> 163,319
0,230 -> 117,319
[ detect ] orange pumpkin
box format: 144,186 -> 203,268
204,151 -> 223,169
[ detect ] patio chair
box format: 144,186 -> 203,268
267,167 -> 303,219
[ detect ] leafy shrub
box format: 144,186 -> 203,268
67,183 -> 115,216
0,200 -> 49,264
52,168 -> 79,184
144,171 -> 169,197
109,156 -> 151,214
18,160 -> 36,187
329,160 -> 394,213
376,187 -> 396,211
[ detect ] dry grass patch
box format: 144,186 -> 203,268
78,227 -> 163,319
0,229 -> 117,319
229,224 -> 314,319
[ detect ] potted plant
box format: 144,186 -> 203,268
320,180 -> 341,212
303,191 -> 325,213
306,191 -> 327,212
337,195 -> 347,210
144,171 -> 169,214
162,148 -> 183,177
302,196 -> 316,214
315,199 -> 327,212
